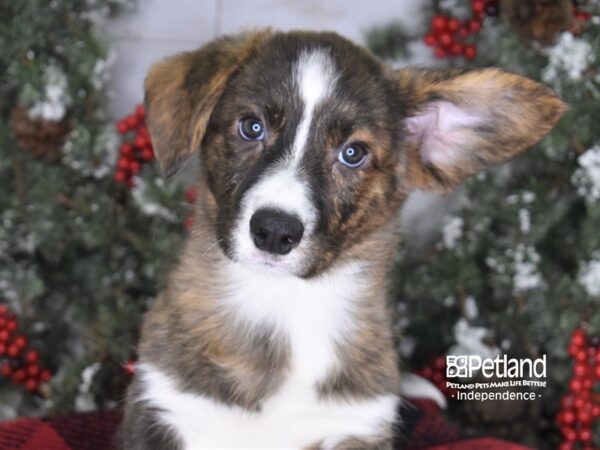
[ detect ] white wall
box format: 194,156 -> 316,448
105,0 -> 424,117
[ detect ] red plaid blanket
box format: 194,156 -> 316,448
0,400 -> 529,449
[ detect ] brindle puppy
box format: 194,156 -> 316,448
121,30 -> 565,450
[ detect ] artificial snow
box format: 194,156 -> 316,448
28,64 -> 70,122
131,177 -> 176,221
512,244 -> 544,293
464,295 -> 478,320
579,258 -> 600,297
542,32 -> 594,87
519,208 -> 531,234
572,144 -> 600,202
75,362 -> 101,412
442,215 -> 464,249
448,318 -> 501,361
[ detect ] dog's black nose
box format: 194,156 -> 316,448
250,209 -> 304,255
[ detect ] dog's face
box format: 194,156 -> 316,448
145,31 -> 565,278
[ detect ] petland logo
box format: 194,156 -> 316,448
446,354 -> 547,379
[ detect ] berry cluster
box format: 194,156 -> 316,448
424,0 -> 499,59
183,186 -> 198,230
556,328 -> 600,449
114,105 -> 155,189
417,355 -> 458,398
0,305 -> 52,394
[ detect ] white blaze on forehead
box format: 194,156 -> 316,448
232,50 -> 337,271
290,49 -> 337,165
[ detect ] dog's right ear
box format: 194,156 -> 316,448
144,31 -> 273,177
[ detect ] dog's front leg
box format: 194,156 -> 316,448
120,380 -> 182,450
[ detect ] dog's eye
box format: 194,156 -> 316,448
338,144 -> 367,168
238,117 -> 265,141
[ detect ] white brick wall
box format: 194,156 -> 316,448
104,0 -> 423,116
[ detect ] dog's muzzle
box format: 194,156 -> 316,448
250,208 -> 304,255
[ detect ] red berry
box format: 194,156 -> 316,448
185,187 -> 198,204
578,428 -> 592,442
14,335 -> 27,349
574,363 -> 589,378
582,377 -> 593,390
434,47 -> 447,58
439,32 -> 453,47
114,171 -> 127,183
7,345 -> 19,357
571,329 -> 587,348
12,369 -> 26,384
135,104 -> 145,119
578,409 -> 592,424
469,19 -> 482,33
0,330 -> 9,342
450,42 -> 463,56
120,143 -> 133,156
432,15 -> 447,32
569,378 -> 583,392
130,161 -> 142,174
459,26 -> 470,38
424,33 -> 437,47
25,378 -> 38,392
6,320 -> 17,332
568,344 -> 579,357
25,350 -> 39,363
463,44 -> 477,60
0,362 -> 11,377
592,404 -> 600,417
141,148 -> 154,161
472,0 -> 485,14
0,317 -> 6,328
562,410 -> 576,424
575,349 -> 588,362
573,395 -> 588,410
126,115 -> 138,129
558,443 -> 574,450
27,364 -> 40,378
448,18 -> 460,32
40,370 -> 52,383
594,364 -> 600,379
116,120 -> 128,134
117,157 -> 131,171
134,134 -> 148,149
0,305 -> 8,315
562,427 -> 577,441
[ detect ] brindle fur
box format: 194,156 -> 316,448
123,29 -> 565,449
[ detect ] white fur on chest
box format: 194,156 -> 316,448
219,261 -> 365,383
137,262 -> 398,448
138,364 -> 398,449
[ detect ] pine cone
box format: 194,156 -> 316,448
501,0 -> 575,45
10,106 -> 69,162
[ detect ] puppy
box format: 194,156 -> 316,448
122,29 -> 565,449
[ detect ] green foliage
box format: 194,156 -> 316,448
369,4 -> 599,448
1,1 -> 187,416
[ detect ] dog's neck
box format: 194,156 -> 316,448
139,209 -> 401,409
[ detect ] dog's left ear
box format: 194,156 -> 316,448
145,30 -> 273,177
394,68 -> 567,193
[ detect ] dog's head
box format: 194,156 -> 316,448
145,30 -> 565,278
